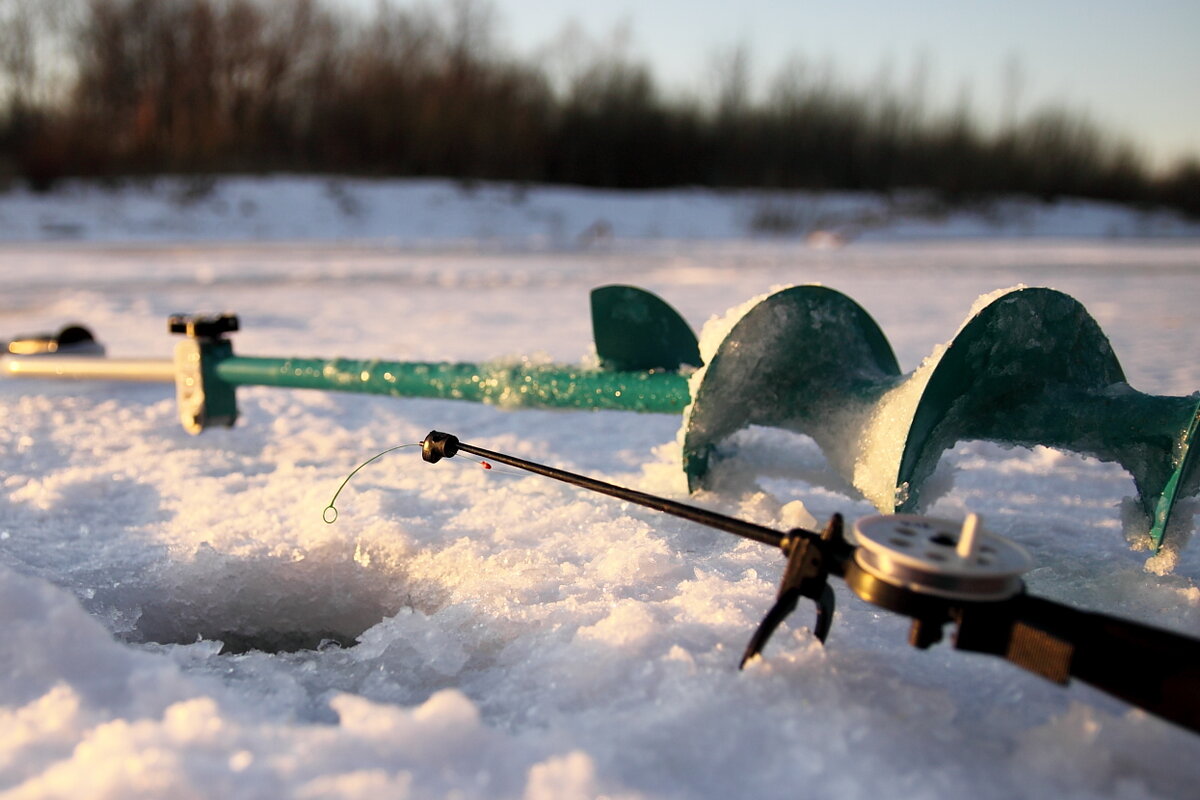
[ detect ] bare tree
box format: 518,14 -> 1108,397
0,0 -> 71,113
708,41 -> 752,120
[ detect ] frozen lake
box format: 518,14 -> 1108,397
2,183 -> 1200,798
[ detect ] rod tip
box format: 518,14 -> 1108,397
422,431 -> 460,463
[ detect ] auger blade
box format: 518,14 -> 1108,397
1148,399 -> 1200,549
681,285 -> 900,492
682,285 -> 1199,552
590,284 -> 701,372
893,289 -> 1199,540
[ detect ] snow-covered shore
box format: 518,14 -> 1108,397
3,175 -> 1199,245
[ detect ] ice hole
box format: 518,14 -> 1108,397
90,542 -> 431,655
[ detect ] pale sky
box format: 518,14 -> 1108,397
340,0 -> 1199,170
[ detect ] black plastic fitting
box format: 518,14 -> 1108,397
422,431 -> 460,463
168,313 -> 240,339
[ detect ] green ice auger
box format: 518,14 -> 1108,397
679,285 -> 1200,552
4,284 -> 1197,550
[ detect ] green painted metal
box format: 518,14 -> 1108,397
205,284 -> 701,414
680,285 -> 1199,551
199,338 -> 239,427
1148,399 -> 1200,548
892,288 -> 1198,550
591,285 -> 701,372
212,356 -> 691,414
682,285 -> 901,490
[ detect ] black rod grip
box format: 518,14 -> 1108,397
958,595 -> 1200,733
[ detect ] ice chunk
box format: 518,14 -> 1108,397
523,751 -> 598,800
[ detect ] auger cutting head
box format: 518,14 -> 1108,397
678,284 -> 1200,552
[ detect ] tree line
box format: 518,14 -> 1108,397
1,0 -> 1197,216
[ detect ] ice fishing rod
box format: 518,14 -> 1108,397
418,430 -> 1200,735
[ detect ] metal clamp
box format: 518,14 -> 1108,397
169,314 -> 239,434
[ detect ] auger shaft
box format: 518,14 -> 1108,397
213,356 -> 690,413
2,353 -> 690,413
2,356 -> 176,381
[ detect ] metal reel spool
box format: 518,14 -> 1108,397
852,513 -> 1032,602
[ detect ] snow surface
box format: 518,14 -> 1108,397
2,178 -> 1200,798
3,175 -> 1200,245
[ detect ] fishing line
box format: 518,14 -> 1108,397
323,443 -> 420,523
324,440 -> 524,523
